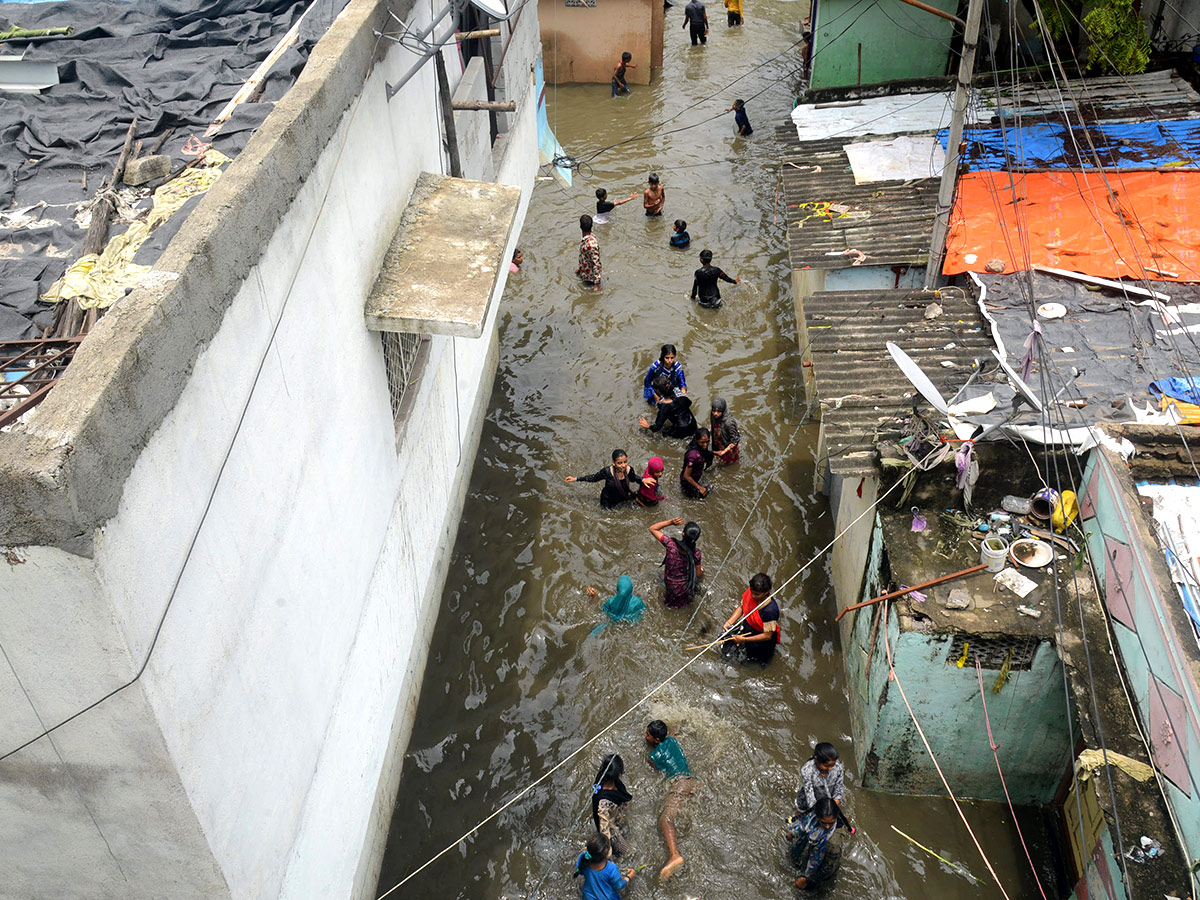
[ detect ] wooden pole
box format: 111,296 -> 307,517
834,563 -> 987,622
434,52 -> 463,179
923,0 -> 984,289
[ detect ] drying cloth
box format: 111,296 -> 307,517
1076,749 -> 1154,783
944,171 -> 1200,282
41,151 -> 229,309
1149,376 -> 1200,407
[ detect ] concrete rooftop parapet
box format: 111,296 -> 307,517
0,0 -> 397,551
364,172 -> 520,338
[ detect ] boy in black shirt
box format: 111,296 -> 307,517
690,249 -> 739,308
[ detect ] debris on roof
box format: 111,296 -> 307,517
776,127 -> 940,271
971,270 -> 1200,425
0,0 -> 348,341
804,286 -> 991,475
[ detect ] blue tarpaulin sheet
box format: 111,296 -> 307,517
1150,376 -> 1200,406
938,118 -> 1200,170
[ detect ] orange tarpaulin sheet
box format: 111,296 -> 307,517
944,170 -> 1200,282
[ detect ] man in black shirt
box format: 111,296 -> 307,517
682,0 -> 708,45
690,249 -> 739,308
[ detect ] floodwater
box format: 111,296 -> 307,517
376,6 -> 1047,900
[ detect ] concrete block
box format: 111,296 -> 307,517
123,154 -> 171,186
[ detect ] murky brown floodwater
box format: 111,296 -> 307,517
376,7 -> 1047,899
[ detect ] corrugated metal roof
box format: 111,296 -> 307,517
806,286 -> 993,475
776,128 -> 940,270
787,70 -> 1200,143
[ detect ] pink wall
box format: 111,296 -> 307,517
539,0 -> 662,84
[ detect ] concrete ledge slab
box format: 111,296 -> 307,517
364,172 -> 519,338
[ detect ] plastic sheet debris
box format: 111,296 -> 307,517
993,568 -> 1037,598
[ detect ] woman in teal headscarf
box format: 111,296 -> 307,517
586,576 -> 646,637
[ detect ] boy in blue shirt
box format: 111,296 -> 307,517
646,719 -> 695,880
670,219 -> 690,248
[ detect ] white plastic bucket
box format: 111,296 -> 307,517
980,536 -> 1009,573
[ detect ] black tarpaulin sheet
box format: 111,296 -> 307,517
973,272 -> 1200,423
0,0 -> 347,339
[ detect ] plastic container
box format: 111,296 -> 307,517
980,536 -> 1009,573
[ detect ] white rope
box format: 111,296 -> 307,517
375,460 -> 920,898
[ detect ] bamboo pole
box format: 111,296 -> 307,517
454,28 -> 501,39
834,563 -> 987,622
451,100 -> 516,111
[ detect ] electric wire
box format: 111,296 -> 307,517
375,465 -> 918,899
967,9 -> 1130,892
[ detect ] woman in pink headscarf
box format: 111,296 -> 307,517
637,457 -> 667,507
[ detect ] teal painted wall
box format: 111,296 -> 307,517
809,0 -> 956,90
842,518 -> 1073,802
1080,451 -> 1200,872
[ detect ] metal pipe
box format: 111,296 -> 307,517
893,0 -> 964,28
835,563 -> 988,621
923,0 -> 983,290
385,2 -> 457,101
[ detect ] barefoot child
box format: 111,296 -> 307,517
611,51 -> 636,96
643,173 -> 666,216
645,719 -> 695,880
574,833 -> 635,900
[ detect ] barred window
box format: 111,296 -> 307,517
381,331 -> 428,422
946,633 -> 1042,671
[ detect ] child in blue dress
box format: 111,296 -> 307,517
574,833 -> 635,900
670,219 -> 690,248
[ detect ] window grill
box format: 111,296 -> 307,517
381,331 -> 426,420
946,633 -> 1042,671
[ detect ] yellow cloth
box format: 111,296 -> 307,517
1076,748 -> 1154,783
43,150 -> 230,309
1161,395 -> 1200,425
725,0 -> 743,14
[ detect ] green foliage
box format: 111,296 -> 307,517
1036,0 -> 1073,41
1082,0 -> 1151,74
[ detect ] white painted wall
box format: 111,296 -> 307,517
0,4 -> 540,899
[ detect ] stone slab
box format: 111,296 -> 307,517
364,172 -> 520,338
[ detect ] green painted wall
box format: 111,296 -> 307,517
809,0 -> 957,91
842,517 -> 1075,803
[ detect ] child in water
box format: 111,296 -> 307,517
509,248 -> 523,273
670,219 -> 690,248
594,188 -> 638,225
574,833 -> 635,900
690,249 -> 739,308
724,98 -> 753,136
645,719 -> 695,880
785,797 -> 847,890
794,742 -> 845,815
